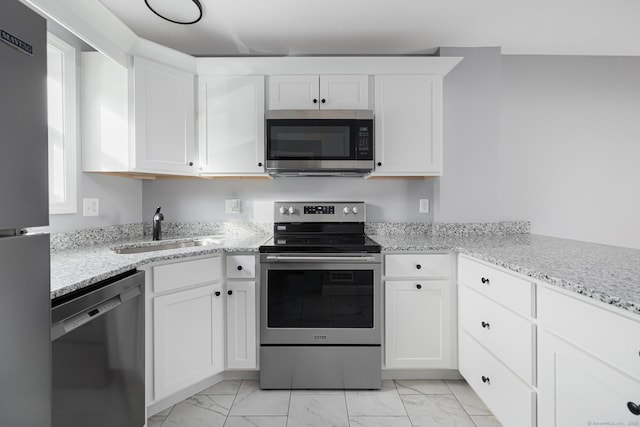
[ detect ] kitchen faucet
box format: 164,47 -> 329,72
152,206 -> 164,241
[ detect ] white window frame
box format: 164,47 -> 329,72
47,33 -> 77,214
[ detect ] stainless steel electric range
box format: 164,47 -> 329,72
259,201 -> 382,389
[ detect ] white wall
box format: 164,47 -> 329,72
500,55 -> 640,249
436,47 -> 503,222
141,178 -> 434,224
46,20 -> 142,233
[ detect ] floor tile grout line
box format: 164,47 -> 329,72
393,380 -> 417,427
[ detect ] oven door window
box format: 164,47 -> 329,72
268,121 -> 353,160
267,269 -> 374,328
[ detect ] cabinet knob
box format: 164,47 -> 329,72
258,162 -> 263,167
416,264 -> 422,270
228,290 -> 233,295
313,98 -> 318,104
377,162 -> 382,167
237,265 -> 243,271
188,161 -> 194,166
481,277 -> 490,284
481,321 -> 490,329
481,376 -> 490,385
416,284 -> 422,289
628,402 -> 640,416
321,98 -> 326,104
215,291 -> 221,296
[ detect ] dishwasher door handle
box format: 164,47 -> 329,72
51,285 -> 141,341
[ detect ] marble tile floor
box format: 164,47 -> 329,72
147,379 -> 502,427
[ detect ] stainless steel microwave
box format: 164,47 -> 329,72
266,110 -> 374,176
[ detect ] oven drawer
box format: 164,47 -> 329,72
385,253 -> 451,278
226,255 -> 256,279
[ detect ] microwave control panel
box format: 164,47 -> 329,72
357,125 -> 372,158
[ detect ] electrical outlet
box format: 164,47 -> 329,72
225,199 -> 242,214
419,199 -> 430,214
83,198 -> 99,216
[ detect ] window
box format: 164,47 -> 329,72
47,33 -> 77,214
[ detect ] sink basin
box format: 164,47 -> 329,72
112,236 -> 223,254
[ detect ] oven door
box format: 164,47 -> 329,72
260,253 -> 381,346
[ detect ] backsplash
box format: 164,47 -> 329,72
50,221 -> 530,253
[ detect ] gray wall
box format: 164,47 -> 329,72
436,47 -> 503,222
141,178 -> 434,224
500,55 -> 640,249
46,20 -> 142,233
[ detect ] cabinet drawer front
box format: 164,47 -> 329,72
539,286 -> 640,379
385,254 -> 451,278
153,256 -> 221,293
459,285 -> 535,385
458,256 -> 534,317
459,331 -> 536,427
226,255 -> 256,279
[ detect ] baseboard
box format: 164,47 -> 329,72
147,372 -> 226,417
382,369 -> 463,380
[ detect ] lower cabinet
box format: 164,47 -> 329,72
385,280 -> 454,368
539,330 -> 640,426
153,282 -> 225,400
226,280 -> 257,369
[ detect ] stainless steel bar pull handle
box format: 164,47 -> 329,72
265,255 -> 377,262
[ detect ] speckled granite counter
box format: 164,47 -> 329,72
50,233 -> 270,299
370,233 -> 640,315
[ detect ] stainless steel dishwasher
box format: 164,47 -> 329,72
51,270 -> 145,427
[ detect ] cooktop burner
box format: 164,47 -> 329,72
259,201 -> 381,254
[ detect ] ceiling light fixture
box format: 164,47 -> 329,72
144,0 -> 203,25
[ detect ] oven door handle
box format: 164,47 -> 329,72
265,255 -> 377,263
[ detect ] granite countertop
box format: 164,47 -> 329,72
51,229 -> 639,317
371,233 -> 640,315
50,233 -> 270,299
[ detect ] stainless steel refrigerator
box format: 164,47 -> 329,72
0,0 -> 52,426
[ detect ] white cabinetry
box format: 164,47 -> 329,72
198,76 -> 267,176
82,53 -> 196,175
269,75 -> 369,110
225,255 -> 257,369
457,255 -> 537,427
538,286 -> 640,426
149,256 -> 224,401
371,74 -> 443,176
384,253 -> 456,369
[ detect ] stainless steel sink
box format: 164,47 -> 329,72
112,236 -> 223,254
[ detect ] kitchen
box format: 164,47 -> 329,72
1,0 -> 639,426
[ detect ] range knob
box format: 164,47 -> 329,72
352,207 -> 359,214
279,206 -> 287,215
288,206 -> 295,215
343,207 -> 350,214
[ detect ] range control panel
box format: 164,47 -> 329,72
274,201 -> 365,222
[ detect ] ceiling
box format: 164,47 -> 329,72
97,0 -> 640,57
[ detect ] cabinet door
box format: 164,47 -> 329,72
153,283 -> 224,400
385,280 -> 454,368
226,281 -> 257,369
319,75 -> 369,109
268,75 -> 319,110
539,331 -> 640,427
133,57 -> 196,175
372,74 -> 443,176
199,75 -> 266,175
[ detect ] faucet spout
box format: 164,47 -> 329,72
152,206 -> 164,241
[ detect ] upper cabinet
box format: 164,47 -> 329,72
269,75 -> 369,110
370,74 -> 443,176
198,75 -> 267,176
82,53 -> 196,176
